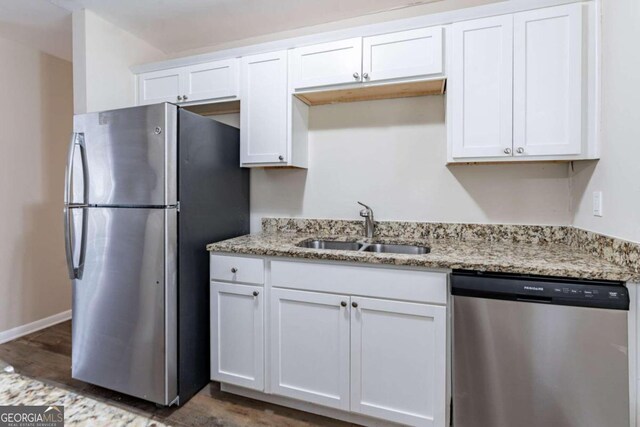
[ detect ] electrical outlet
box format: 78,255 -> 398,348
593,191 -> 603,217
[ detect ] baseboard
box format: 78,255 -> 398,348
220,383 -> 402,427
0,310 -> 72,345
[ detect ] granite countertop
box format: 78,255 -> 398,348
207,231 -> 636,282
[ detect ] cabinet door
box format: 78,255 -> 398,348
270,288 -> 350,410
240,51 -> 288,165
363,27 -> 443,83
290,38 -> 362,90
182,59 -> 239,103
450,15 -> 514,159
137,68 -> 182,105
351,298 -> 446,427
210,282 -> 264,391
513,4 -> 583,157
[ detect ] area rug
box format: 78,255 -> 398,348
0,371 -> 168,426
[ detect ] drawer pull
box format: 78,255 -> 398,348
253,291 -> 259,297
230,267 -> 238,273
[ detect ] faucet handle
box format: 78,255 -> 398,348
357,201 -> 373,218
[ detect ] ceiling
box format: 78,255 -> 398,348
0,0 -> 440,61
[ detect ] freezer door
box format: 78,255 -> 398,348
71,103 -> 177,206
72,207 -> 177,405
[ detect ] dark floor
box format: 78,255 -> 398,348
0,321 -> 354,427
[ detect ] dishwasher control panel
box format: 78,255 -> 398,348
451,271 -> 629,310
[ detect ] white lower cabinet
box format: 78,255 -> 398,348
270,288 -> 447,426
210,282 -> 264,391
270,288 -> 351,410
351,297 -> 447,427
211,255 -> 448,427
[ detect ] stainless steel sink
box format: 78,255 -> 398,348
362,243 -> 430,255
298,239 -> 364,251
297,239 -> 430,255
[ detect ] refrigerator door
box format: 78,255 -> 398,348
71,103 -> 177,206
71,207 -> 177,405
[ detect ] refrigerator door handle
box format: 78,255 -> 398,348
63,206 -> 76,279
64,132 -> 88,205
77,133 -> 89,205
64,206 -> 88,280
76,207 -> 88,279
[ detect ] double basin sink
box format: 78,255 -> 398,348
298,239 -> 430,255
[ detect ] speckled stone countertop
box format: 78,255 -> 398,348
207,219 -> 637,282
0,372 -> 167,426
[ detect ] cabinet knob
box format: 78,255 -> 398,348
340,301 -> 347,307
516,147 -> 525,154
352,302 -> 358,308
177,95 -> 183,101
230,267 -> 238,273
503,147 -> 512,155
362,73 -> 369,80
183,95 -> 188,101
252,291 -> 259,297
353,72 -> 360,80
278,155 -> 284,161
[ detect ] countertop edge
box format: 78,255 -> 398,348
206,242 -> 637,283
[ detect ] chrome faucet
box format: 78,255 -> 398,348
358,201 -> 375,238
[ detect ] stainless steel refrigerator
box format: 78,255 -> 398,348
63,103 -> 249,406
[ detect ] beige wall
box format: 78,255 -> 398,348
209,97 -> 572,232
570,0 -> 640,243
73,9 -> 166,114
249,96 -> 571,232
0,36 -> 73,334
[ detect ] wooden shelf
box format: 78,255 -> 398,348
183,100 -> 240,116
294,79 -> 446,106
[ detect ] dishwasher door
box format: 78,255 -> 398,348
452,275 -> 629,427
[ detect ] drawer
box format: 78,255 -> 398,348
271,260 -> 447,304
210,254 -> 264,285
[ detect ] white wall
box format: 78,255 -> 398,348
250,96 -> 571,232
72,9 -> 166,114
570,0 -> 640,243
0,36 -> 73,334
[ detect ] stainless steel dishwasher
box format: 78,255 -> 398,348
451,271 -> 630,427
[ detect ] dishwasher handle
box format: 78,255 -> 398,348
516,295 -> 552,304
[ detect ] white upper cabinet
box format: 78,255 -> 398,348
513,4 -> 584,157
363,27 -> 443,83
210,282 -> 264,391
182,58 -> 239,103
270,288 -> 351,411
133,2 -> 595,165
291,29 -> 444,91
137,58 -> 239,105
138,68 -> 182,105
448,3 -> 592,162
351,297 -> 446,427
290,38 -> 363,90
240,51 -> 289,166
449,15 -> 514,159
